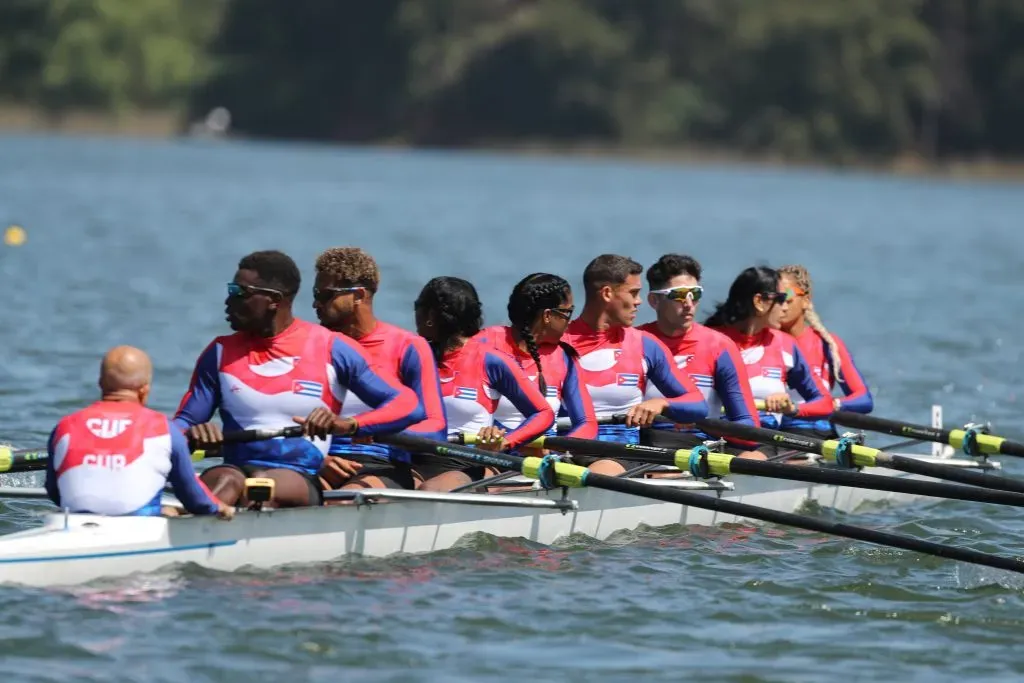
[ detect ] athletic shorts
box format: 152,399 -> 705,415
204,463 -> 323,505
410,452 -> 484,482
321,453 -> 416,491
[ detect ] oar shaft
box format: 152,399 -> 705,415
0,425 -> 306,476
832,411 -> 1024,458
542,435 -> 1024,508
883,453 -> 1024,495
583,471 -> 1024,575
388,433 -> 1024,575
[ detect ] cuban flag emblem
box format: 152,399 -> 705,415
691,373 -> 714,389
616,373 -> 640,387
674,354 -> 694,369
454,386 -> 478,401
762,367 -> 783,380
293,380 -> 323,398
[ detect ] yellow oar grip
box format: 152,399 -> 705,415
521,457 -> 588,488
948,429 -> 1004,455
820,440 -> 879,468
669,449 -> 735,477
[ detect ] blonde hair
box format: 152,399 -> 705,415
779,264 -> 842,383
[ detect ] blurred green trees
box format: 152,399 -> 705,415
1,0 -> 1021,162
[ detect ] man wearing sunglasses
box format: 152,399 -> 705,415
311,247 -> 449,492
562,254 -> 708,475
639,254 -> 764,458
173,250 -> 423,508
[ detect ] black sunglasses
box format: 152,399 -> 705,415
760,290 -> 791,304
312,286 -> 362,303
548,306 -> 575,320
227,282 -> 283,299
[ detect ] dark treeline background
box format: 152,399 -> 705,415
1,0 -> 1023,164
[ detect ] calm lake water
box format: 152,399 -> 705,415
2,134 -> 1024,681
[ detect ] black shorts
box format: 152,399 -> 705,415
323,453 -> 416,491
204,463 -> 323,505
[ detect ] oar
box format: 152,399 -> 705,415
0,426 -> 304,475
378,433 -> 1024,575
691,419 -> 1024,495
525,435 -> 1024,510
831,411 -> 1024,458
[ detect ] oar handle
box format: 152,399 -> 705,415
219,425 -> 304,444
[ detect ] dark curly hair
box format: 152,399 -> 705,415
507,273 -> 575,395
237,250 -> 301,298
414,276 -> 483,361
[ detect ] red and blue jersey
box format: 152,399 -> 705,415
792,326 -> 873,414
477,325 -> 597,439
439,338 -> 555,449
563,319 -> 708,443
329,321 -> 447,463
173,319 -> 423,476
713,326 -> 833,430
46,401 -> 220,516
639,322 -> 760,441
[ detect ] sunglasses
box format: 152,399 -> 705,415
226,282 -> 283,299
787,285 -> 806,298
760,290 -> 791,304
652,285 -> 703,303
312,286 -> 362,304
548,306 -> 575,320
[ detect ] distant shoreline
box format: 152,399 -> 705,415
2,104 -> 1022,183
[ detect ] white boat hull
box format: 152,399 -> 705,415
0,463 -> 953,587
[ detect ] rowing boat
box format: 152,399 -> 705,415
0,406 -> 996,587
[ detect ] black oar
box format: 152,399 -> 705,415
831,411 -> 1024,458
0,426 -> 304,475
379,433 -> 1024,576
691,418 -> 1024,495
530,435 -> 1024,510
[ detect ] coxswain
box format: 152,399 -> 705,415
638,254 -> 765,459
46,346 -> 232,518
477,273 -> 597,439
562,254 -> 708,475
414,276 -> 555,491
312,247 -> 447,491
704,266 -> 833,436
778,264 -> 873,436
174,250 -> 423,508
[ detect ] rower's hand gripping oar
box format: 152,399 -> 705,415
377,432 -> 1024,576
0,425 -> 304,475
689,418 -> 1024,496
831,411 -> 1024,458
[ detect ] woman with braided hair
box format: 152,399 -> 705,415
778,265 -> 873,426
414,277 -> 555,491
705,266 -> 834,431
477,273 -> 597,440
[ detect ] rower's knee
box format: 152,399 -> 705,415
738,450 -> 767,461
586,459 -> 626,476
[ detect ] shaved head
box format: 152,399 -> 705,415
99,346 -> 153,394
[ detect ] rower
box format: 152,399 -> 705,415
638,254 -> 766,459
312,247 -> 447,492
778,264 -> 873,437
414,276 -> 555,491
704,266 -> 833,441
45,346 -> 233,518
562,254 -> 708,475
174,250 -> 423,508
477,273 -> 597,439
